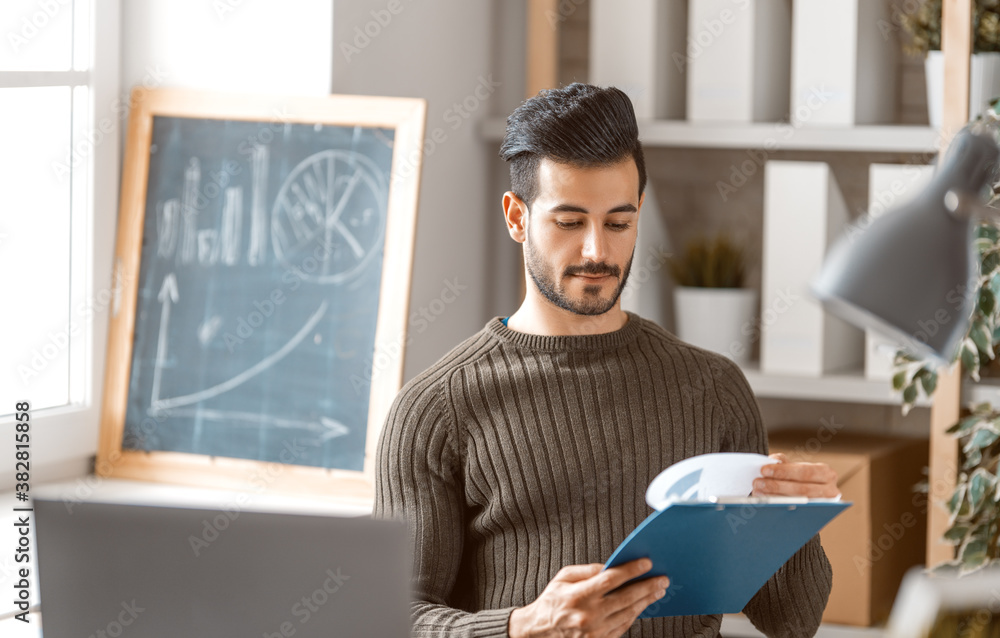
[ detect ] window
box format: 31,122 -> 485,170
0,0 -> 121,487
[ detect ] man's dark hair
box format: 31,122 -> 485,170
499,83 -> 647,208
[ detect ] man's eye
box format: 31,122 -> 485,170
607,223 -> 631,231
555,221 -> 580,229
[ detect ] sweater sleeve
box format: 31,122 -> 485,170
372,376 -> 517,637
715,360 -> 834,638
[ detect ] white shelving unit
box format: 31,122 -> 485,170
722,614 -> 886,637
965,375 -> 1000,407
739,363 -> 930,407
514,2 -> 978,633
480,118 -> 940,153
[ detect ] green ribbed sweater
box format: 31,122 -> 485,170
373,312 -> 832,637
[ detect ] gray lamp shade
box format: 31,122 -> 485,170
811,128 -> 999,364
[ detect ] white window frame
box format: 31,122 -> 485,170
0,0 -> 121,491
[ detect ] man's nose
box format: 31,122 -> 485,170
581,223 -> 609,263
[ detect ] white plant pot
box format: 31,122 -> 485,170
925,51 -> 1000,128
673,287 -> 757,365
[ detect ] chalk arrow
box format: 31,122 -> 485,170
151,273 -> 179,407
319,416 -> 350,441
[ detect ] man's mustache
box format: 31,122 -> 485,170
565,263 -> 620,278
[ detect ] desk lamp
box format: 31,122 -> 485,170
811,116 -> 1000,364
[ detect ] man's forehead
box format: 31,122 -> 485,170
535,157 -> 640,200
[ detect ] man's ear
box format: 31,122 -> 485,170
503,191 -> 528,243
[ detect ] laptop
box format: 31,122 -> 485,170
33,497 -> 411,637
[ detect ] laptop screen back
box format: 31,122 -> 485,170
34,498 -> 411,638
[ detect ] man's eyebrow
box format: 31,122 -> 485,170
547,203 -> 638,214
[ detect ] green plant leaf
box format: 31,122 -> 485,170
966,445 -> 984,469
892,370 -> 908,391
920,370 -> 938,396
960,538 -> 990,572
972,320 -> 995,358
949,415 -> 983,435
978,222 -> 1000,244
943,524 -> 970,544
962,340 -> 982,380
903,383 -> 918,407
967,468 -> 996,514
984,286 -> 1000,317
983,250 -> 1000,277
949,484 -> 966,516
990,271 -> 1000,302
965,426 -> 1000,454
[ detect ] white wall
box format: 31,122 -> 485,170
331,0 -> 499,380
121,0 -> 333,95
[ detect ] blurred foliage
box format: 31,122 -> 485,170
899,0 -> 1000,56
666,233 -> 746,288
894,104 -> 1000,574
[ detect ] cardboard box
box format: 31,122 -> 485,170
767,429 -> 929,626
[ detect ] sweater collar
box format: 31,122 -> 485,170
485,311 -> 643,352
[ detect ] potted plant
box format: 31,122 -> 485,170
900,0 -> 1000,128
667,233 -> 756,365
892,106 -> 1000,574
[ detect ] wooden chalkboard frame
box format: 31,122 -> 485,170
96,88 -> 426,505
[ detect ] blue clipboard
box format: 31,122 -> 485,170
604,500 -> 850,618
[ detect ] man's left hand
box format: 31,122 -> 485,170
752,453 -> 840,499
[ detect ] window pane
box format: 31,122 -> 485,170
0,86 -> 72,411
0,0 -> 74,71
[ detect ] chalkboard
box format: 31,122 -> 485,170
97,89 -> 426,502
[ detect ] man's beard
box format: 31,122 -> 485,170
524,229 -> 634,316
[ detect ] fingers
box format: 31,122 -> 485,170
769,452 -> 788,463
753,477 -> 841,498
553,563 -> 605,583
577,558 -> 654,599
603,582 -> 667,635
761,461 -> 836,484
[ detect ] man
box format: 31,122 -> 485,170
373,83 -> 839,637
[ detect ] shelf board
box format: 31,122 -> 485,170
480,118 -> 939,153
739,362 -> 929,407
722,614 -> 886,637
965,376 -> 1000,408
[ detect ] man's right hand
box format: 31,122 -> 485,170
507,558 -> 668,638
